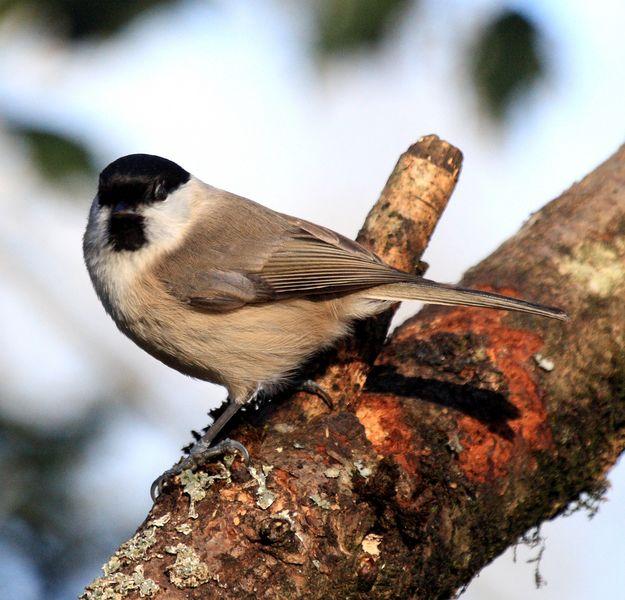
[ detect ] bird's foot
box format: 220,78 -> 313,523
297,379 -> 333,409
150,438 -> 249,501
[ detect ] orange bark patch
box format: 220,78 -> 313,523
421,297 -> 553,483
356,394 -> 420,475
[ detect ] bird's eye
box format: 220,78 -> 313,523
154,182 -> 167,202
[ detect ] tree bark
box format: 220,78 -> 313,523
82,138 -> 625,600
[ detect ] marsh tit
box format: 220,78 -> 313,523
83,153 -> 566,499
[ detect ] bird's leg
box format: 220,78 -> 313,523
151,400 -> 248,501
296,379 -> 333,409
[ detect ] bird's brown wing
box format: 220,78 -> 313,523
158,189 -> 412,312
254,214 -> 412,298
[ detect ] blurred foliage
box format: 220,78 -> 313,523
10,124 -> 96,183
0,0 -> 550,192
471,10 -> 545,119
0,411 -> 101,590
315,0 -> 411,55
0,0 -> 182,40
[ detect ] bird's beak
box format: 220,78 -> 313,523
110,201 -> 134,217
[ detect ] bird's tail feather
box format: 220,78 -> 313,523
364,278 -> 568,321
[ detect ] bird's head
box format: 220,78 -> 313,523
95,153 -> 192,252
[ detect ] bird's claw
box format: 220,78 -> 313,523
150,460 -> 189,502
150,438 -> 250,502
298,379 -> 334,409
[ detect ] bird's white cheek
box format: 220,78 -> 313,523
142,196 -> 193,252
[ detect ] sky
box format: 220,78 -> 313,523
0,0 -> 624,597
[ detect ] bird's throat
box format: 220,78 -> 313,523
108,213 -> 147,252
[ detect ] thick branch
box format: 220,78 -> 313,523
83,141 -> 625,600
355,144 -> 625,598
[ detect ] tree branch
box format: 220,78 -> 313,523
82,139 -> 625,600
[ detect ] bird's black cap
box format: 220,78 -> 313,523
98,153 -> 190,208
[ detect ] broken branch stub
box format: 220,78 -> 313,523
310,134 -> 464,408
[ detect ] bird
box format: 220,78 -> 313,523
83,153 -> 567,499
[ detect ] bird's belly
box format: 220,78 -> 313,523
120,294 -> 352,399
